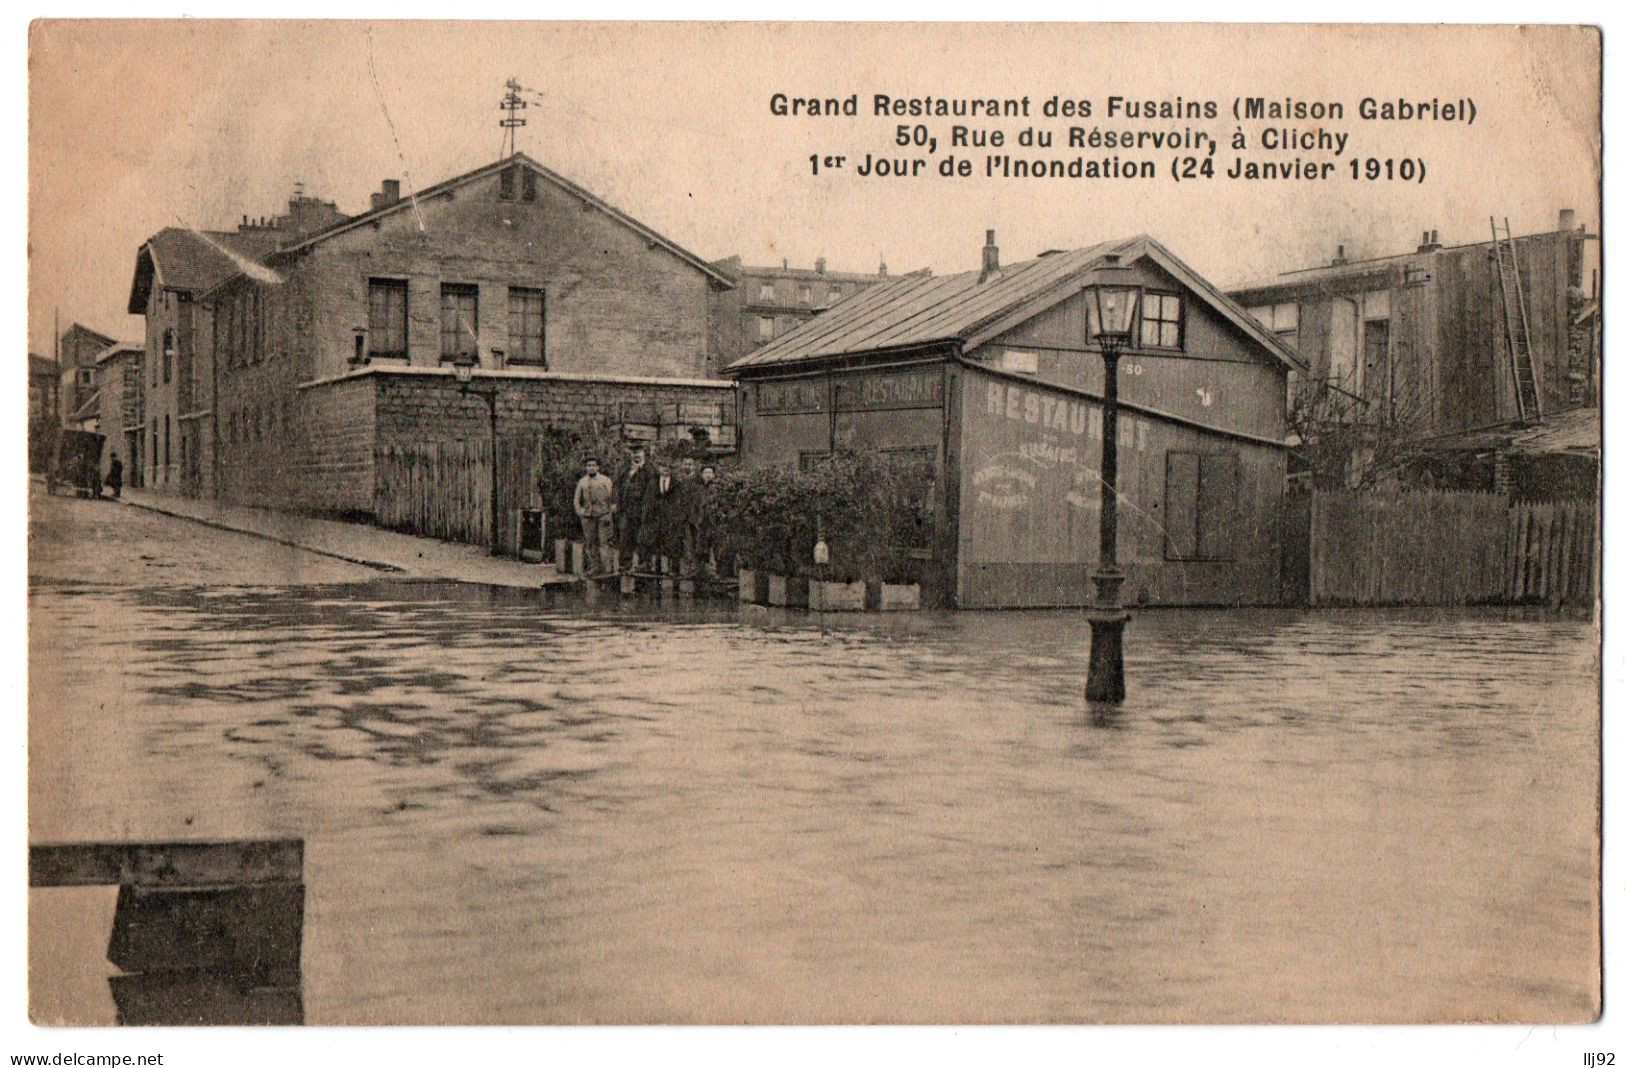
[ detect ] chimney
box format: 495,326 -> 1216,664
1418,229 -> 1442,253
979,229 -> 1000,283
1331,244 -> 1348,267
371,192 -> 385,211
382,179 -> 401,205
815,257 -> 826,274
1559,208 -> 1576,231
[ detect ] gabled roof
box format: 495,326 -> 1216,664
128,228 -> 285,313
725,235 -> 1304,375
62,323 -> 117,349
270,153 -> 734,287
29,354 -> 59,377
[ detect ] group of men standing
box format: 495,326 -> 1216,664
572,444 -> 719,579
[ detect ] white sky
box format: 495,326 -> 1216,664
27,22 -> 1600,356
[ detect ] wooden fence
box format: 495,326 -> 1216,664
376,438 -> 544,555
1310,490 -> 1596,611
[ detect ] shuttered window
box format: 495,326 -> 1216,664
440,284 -> 479,360
1164,450 -> 1240,561
507,287 -> 546,366
368,279 -> 409,359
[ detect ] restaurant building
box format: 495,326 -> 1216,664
725,232 -> 1305,608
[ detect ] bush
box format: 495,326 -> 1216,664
709,451 -> 935,582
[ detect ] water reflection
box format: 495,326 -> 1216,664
30,576 -> 1600,1024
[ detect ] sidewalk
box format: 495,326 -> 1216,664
119,488 -> 578,589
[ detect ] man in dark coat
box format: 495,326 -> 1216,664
615,444 -> 656,572
105,453 -> 124,499
638,461 -> 692,576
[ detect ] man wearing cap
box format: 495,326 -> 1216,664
573,456 -> 615,577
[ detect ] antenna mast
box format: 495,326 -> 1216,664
499,77 -> 528,158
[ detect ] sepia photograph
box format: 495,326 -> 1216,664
20,16 -> 1604,1053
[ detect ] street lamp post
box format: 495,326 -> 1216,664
452,352 -> 501,557
1081,275 -> 1141,704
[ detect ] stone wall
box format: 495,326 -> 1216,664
293,367 -> 737,519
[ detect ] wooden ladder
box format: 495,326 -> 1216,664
1490,217 -> 1543,423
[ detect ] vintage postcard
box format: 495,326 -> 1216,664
24,19 -> 1601,1043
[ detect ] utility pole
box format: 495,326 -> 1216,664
498,77 -> 528,158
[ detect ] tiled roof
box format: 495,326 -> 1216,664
153,228 -> 281,292
726,235 -> 1304,374
129,227 -> 283,312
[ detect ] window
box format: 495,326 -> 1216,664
440,284 -> 480,360
759,282 -> 776,303
76,367 -> 94,388
1164,451 -> 1239,561
368,279 -> 409,359
1362,318 -> 1391,407
507,287 -> 546,366
499,167 -> 517,201
521,170 -> 538,202
830,285 -> 844,300
798,283 -> 812,305
1247,302 -> 1299,349
162,327 -> 174,382
163,415 -> 171,468
1141,292 -> 1184,349
756,316 -> 775,342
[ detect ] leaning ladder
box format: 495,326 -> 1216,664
1490,217 -> 1543,423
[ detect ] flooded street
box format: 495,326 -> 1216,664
29,492 -> 1600,1024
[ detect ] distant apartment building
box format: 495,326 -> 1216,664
709,256 -> 912,373
57,322 -> 116,426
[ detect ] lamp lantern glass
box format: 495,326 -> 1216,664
1085,279 -> 1141,348
451,351 -> 477,385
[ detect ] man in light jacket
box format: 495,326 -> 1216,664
573,456 -> 615,577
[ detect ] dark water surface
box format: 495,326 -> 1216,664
30,578 -> 1599,1024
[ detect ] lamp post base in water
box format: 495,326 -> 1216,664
1085,567 -> 1129,704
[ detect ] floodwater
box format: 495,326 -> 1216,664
28,501 -> 1600,1024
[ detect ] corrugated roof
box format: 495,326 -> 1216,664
726,235 -> 1304,374
727,239 -> 1128,371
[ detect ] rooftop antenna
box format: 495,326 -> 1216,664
292,179 -> 306,199
499,77 -> 528,159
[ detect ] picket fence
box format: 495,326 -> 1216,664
1310,490 -> 1596,611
